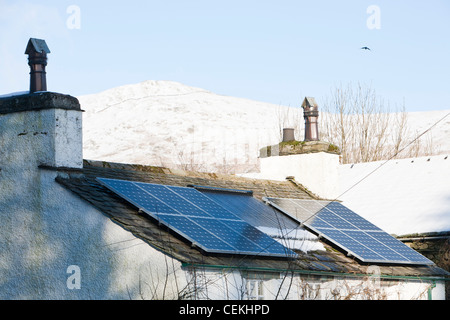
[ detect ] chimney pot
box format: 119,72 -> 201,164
25,38 -> 51,93
282,128 -> 296,142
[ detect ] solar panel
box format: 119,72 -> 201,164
195,188 -> 321,253
158,215 -> 235,252
264,197 -> 434,265
196,190 -> 299,230
97,178 -> 296,258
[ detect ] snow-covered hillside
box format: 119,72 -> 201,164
78,80 -> 298,173
78,80 -> 450,172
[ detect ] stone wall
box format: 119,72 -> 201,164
400,233 -> 450,300
259,140 -> 340,158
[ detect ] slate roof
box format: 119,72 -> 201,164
53,159 -> 450,280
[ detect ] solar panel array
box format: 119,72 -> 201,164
97,178 -> 296,258
264,198 -> 434,265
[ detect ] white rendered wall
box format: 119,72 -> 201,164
0,108 -> 82,169
190,269 -> 445,300
259,152 -> 340,199
0,163 -> 187,299
53,109 -> 83,168
0,109 -> 187,299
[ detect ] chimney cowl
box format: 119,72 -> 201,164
301,96 -> 318,109
301,96 -> 319,142
25,38 -> 50,93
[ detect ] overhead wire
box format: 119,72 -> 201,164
210,110 -> 450,273
183,110 -> 450,298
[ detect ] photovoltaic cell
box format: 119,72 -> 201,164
199,191 -> 298,231
343,230 -> 405,261
97,177 -> 177,214
191,217 -> 266,254
97,178 -> 296,258
221,219 -> 290,256
264,197 -> 434,265
167,186 -> 238,220
366,231 -> 432,264
317,228 -> 385,261
319,201 -> 382,231
136,182 -> 211,218
158,215 -> 235,252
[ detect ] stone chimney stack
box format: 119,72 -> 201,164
0,38 -> 82,170
257,96 -> 340,199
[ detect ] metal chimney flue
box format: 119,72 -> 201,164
301,97 -> 319,141
25,38 -> 51,93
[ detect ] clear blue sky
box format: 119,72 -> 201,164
1,0 -> 449,111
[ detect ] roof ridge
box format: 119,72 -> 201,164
82,159 -> 307,186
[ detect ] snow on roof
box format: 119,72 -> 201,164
0,91 -> 29,98
257,226 -> 325,253
339,154 -> 450,236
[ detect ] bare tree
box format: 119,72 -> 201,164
320,83 -> 435,164
275,104 -> 303,142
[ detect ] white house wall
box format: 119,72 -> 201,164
185,268 -> 444,300
0,108 -> 187,299
258,152 -> 339,200
0,167 -> 189,299
0,109 -> 82,170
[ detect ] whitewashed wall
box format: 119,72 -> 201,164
0,108 -> 188,299
186,268 -> 445,300
258,152 -> 340,199
0,166 -> 188,299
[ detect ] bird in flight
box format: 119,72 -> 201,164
361,46 -> 371,51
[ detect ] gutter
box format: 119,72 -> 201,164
427,280 -> 436,300
399,236 -> 450,241
181,262 -> 450,282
